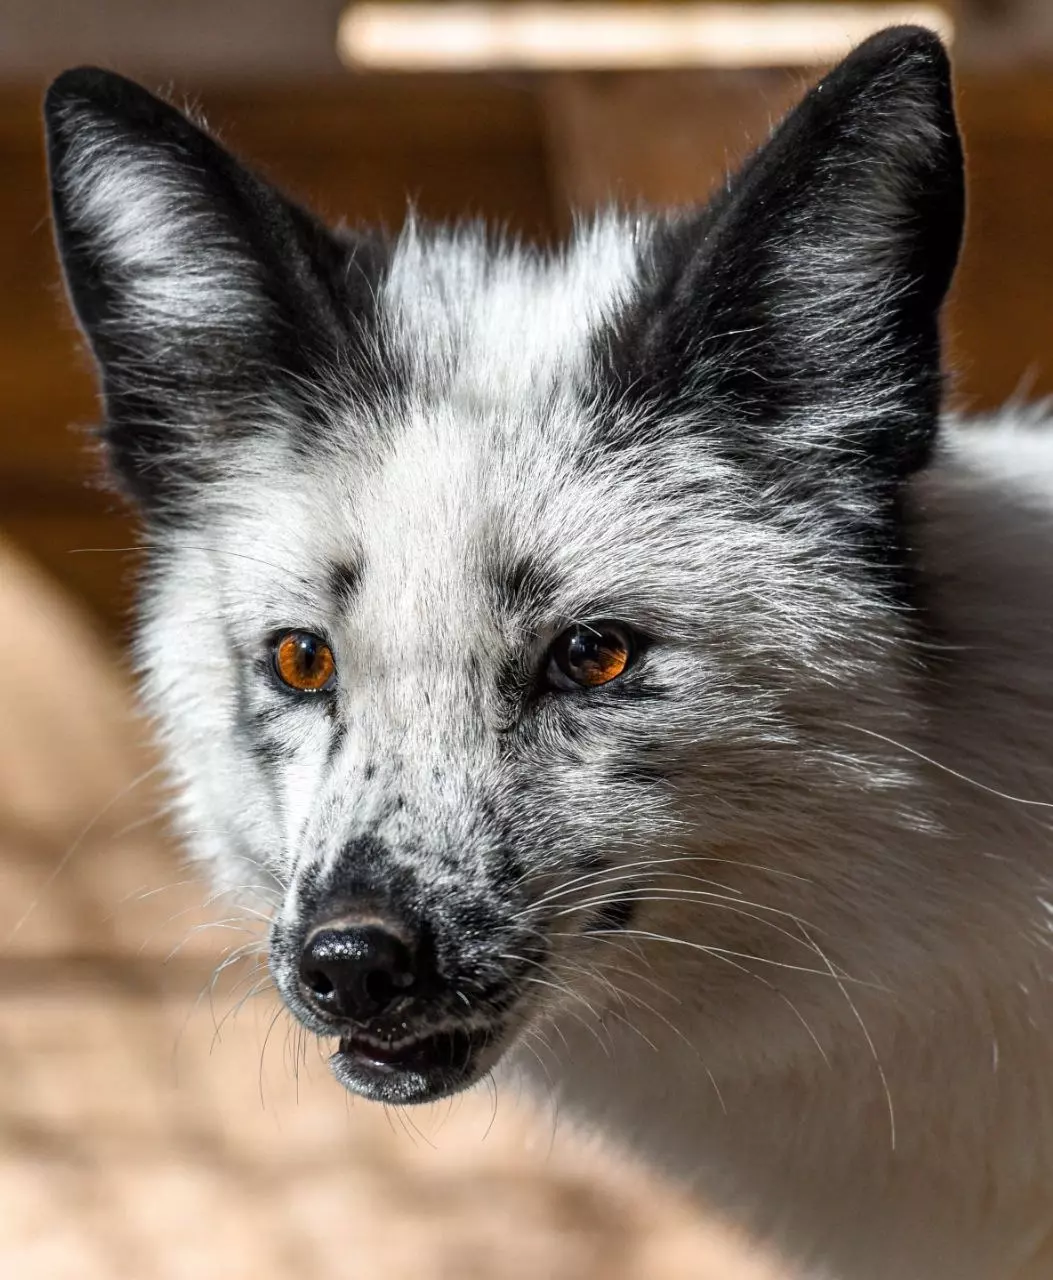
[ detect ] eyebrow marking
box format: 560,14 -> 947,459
490,552 -> 562,618
329,560 -> 363,609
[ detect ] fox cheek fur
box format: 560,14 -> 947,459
50,26 -> 1053,1280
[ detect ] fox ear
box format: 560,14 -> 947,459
45,68 -> 384,510
609,26 -> 965,482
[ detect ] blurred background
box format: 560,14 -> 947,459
2,2 -> 1052,1277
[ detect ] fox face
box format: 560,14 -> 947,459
46,29 -> 964,1106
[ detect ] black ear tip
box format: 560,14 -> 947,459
47,66 -> 122,110
845,24 -> 952,75
44,66 -> 164,136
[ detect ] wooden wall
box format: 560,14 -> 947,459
4,69 -> 1053,632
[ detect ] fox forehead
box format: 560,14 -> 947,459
175,215 -> 675,624
205,381 -> 758,660
180,242 -> 727,644
379,218 -> 645,397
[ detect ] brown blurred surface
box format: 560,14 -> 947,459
0,533 -> 790,1279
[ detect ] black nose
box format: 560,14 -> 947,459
299,916 -> 420,1023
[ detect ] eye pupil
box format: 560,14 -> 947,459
275,631 -> 336,693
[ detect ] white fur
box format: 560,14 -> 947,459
59,115 -> 263,331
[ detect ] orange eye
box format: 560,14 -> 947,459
274,631 -> 336,693
547,623 -> 634,691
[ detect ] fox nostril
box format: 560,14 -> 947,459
363,965 -> 412,1007
298,917 -> 421,1023
302,968 -> 335,999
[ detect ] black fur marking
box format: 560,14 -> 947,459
493,653 -> 532,722
577,853 -> 611,874
313,836 -> 415,917
329,561 -> 363,611
480,839 -> 526,893
243,705 -> 298,763
225,629 -> 297,838
326,719 -> 348,768
249,734 -> 290,773
595,672 -> 671,704
608,740 -> 672,788
489,554 -> 562,619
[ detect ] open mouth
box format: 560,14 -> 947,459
329,1023 -> 497,1104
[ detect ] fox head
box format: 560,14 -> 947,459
46,28 -> 964,1104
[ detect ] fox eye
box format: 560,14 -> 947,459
273,631 -> 336,693
546,623 -> 634,691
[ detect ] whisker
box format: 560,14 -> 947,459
6,761 -> 164,944
840,720 -> 1053,810
591,928 -> 885,989
550,887 -> 825,948
545,951 -> 731,1111
526,855 -> 745,908
212,975 -> 275,1051
799,919 -> 894,1148
69,542 -> 317,587
519,851 -> 815,920
257,1005 -> 286,1108
482,1070 -> 500,1141
160,918 -> 262,964
521,973 -> 613,1058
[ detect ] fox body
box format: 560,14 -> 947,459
45,29 -> 1053,1280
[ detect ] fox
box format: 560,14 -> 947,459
44,26 -> 1053,1280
